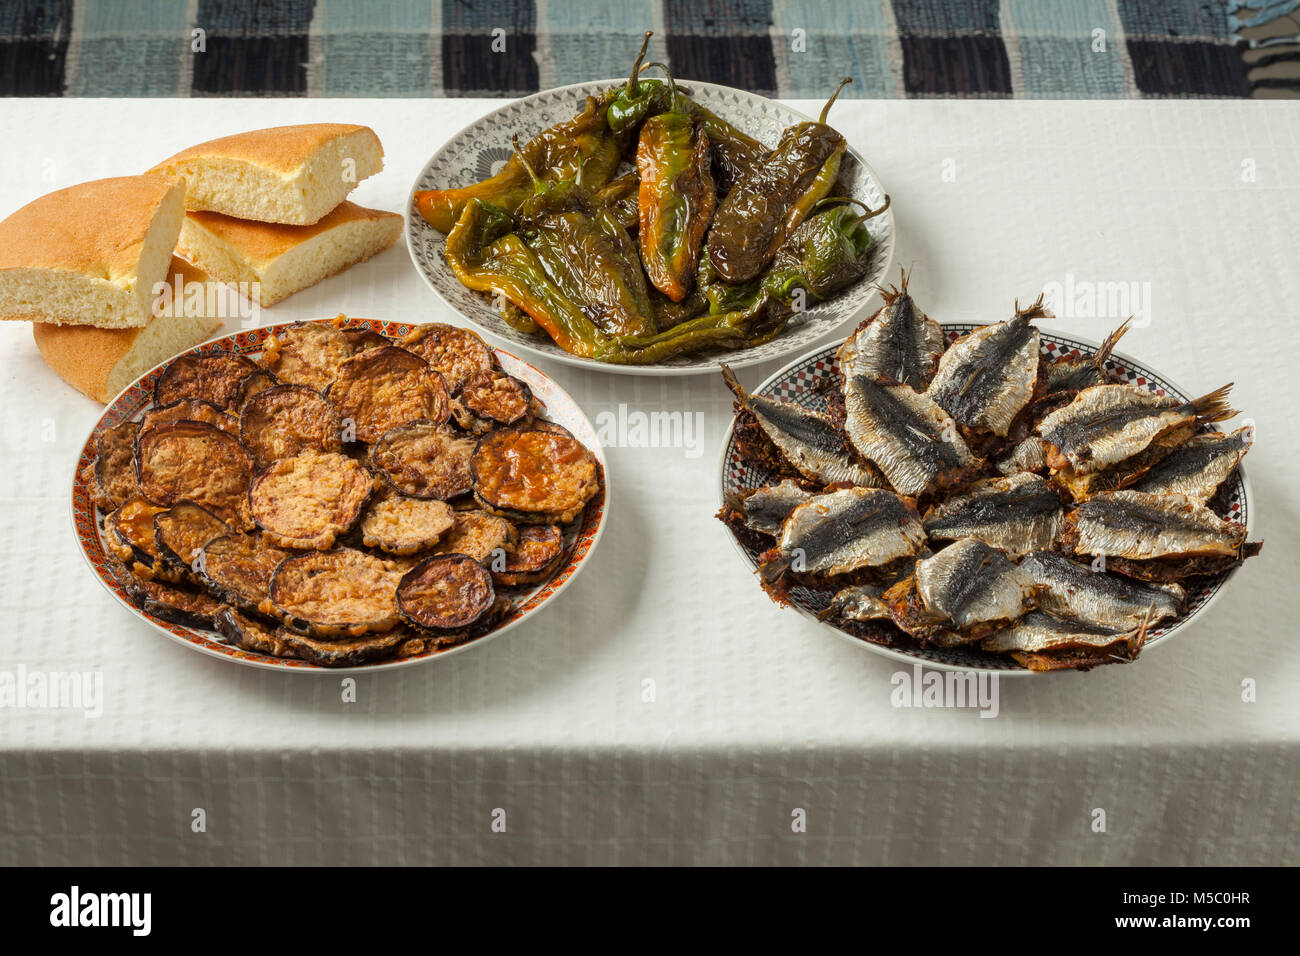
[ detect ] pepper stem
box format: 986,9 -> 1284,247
626,31 -> 654,95
511,134 -> 544,193
819,77 -> 853,123
811,195 -> 891,225
641,61 -> 679,111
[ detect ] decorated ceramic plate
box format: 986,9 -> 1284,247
71,318 -> 608,673
406,78 -> 894,376
717,327 -> 1254,674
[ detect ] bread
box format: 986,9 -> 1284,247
0,175 -> 185,329
33,257 -> 225,403
176,202 -> 402,307
150,124 -> 384,225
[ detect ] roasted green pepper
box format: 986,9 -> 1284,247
594,171 -> 640,232
606,32 -> 677,142
415,92 -> 622,234
705,77 -> 854,283
635,65 -> 716,304
513,138 -> 657,338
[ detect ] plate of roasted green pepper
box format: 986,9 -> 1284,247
406,35 -> 894,375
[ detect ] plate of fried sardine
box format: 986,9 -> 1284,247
407,32 -> 892,373
718,273 -> 1261,673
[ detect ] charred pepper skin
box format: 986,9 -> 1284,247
635,65 -> 717,304
414,92 -> 622,234
705,78 -> 854,284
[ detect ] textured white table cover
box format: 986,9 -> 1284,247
0,98 -> 1296,867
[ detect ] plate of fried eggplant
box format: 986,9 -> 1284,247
407,32 -> 893,374
718,274 -> 1261,673
72,317 -> 607,671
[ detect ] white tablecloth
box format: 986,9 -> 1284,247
0,98 -> 1295,866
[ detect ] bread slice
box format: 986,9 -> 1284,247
0,175 -> 185,329
176,202 -> 402,307
150,124 -> 384,225
33,257 -> 225,403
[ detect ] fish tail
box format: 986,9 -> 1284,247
1186,383 -> 1237,424
1014,292 -> 1054,323
1094,318 -> 1132,366
1126,603 -> 1155,659
719,363 -> 748,404
758,552 -> 792,585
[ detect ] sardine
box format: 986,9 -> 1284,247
723,364 -> 883,487
923,473 -> 1065,558
885,537 -> 1036,644
836,271 -> 945,390
997,436 -> 1048,475
841,375 -> 980,496
819,584 -> 891,623
759,487 -> 926,584
1018,549 -> 1183,628
981,610 -> 1146,654
725,480 -> 815,536
1065,490 -> 1247,560
1041,320 -> 1130,396
1037,383 -> 1236,475
927,297 -> 1047,437
1129,427 -> 1251,503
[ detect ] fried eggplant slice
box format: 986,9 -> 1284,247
136,420 -> 255,529
758,487 -> 926,590
197,532 -> 291,613
232,368 -> 279,410
458,369 -> 533,427
91,420 -> 140,510
274,626 -> 408,667
1128,427 -> 1251,503
397,554 -> 495,631
399,322 -> 494,393
1017,550 -> 1183,629
342,327 -> 392,353
153,351 -> 260,409
922,473 -> 1064,558
139,399 -> 239,436
121,573 -> 224,629
214,606 -> 299,658
369,420 -> 476,500
360,496 -> 456,555
472,427 -> 601,525
105,497 -> 178,580
249,451 -> 373,550
261,321 -> 352,391
432,511 -> 517,565
239,384 -> 344,468
327,346 -> 451,443
494,524 -> 565,587
270,548 -> 403,637
153,501 -> 231,572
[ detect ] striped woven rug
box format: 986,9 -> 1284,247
1,0 -> 1297,97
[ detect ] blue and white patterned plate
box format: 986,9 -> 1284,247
717,326 -> 1255,674
406,79 -> 894,376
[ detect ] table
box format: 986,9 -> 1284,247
0,98 -> 1295,866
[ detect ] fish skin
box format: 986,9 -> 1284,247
836,284 -> 945,390
723,365 -> 883,487
923,473 -> 1065,558
1129,427 -> 1251,503
1018,549 -> 1183,628
820,584 -> 891,622
730,480 -> 816,535
1067,490 -> 1247,560
1041,319 -> 1130,396
760,487 -> 926,583
998,436 -> 1048,475
913,537 -> 1036,631
1037,383 -> 1236,475
927,302 -> 1045,437
842,375 -> 980,497
981,610 -> 1139,654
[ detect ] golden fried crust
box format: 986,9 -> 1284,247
399,323 -> 493,393
397,554 -> 495,630
214,607 -> 299,658
262,322 -> 352,391
432,511 -> 516,565
471,428 -> 600,524
136,420 -> 255,529
494,524 -> 565,587
123,573 -> 224,629
342,327 -> 391,353
198,532 -> 290,611
369,420 -> 475,500
106,497 -> 171,573
153,501 -> 231,570
92,420 -> 140,510
270,548 -> 403,636
360,496 -> 455,555
274,626 -> 407,667
233,369 -> 279,410
460,369 -> 532,426
239,384 -> 343,468
248,451 -> 372,550
327,346 -> 450,443
140,398 -> 238,435
154,352 -> 260,409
